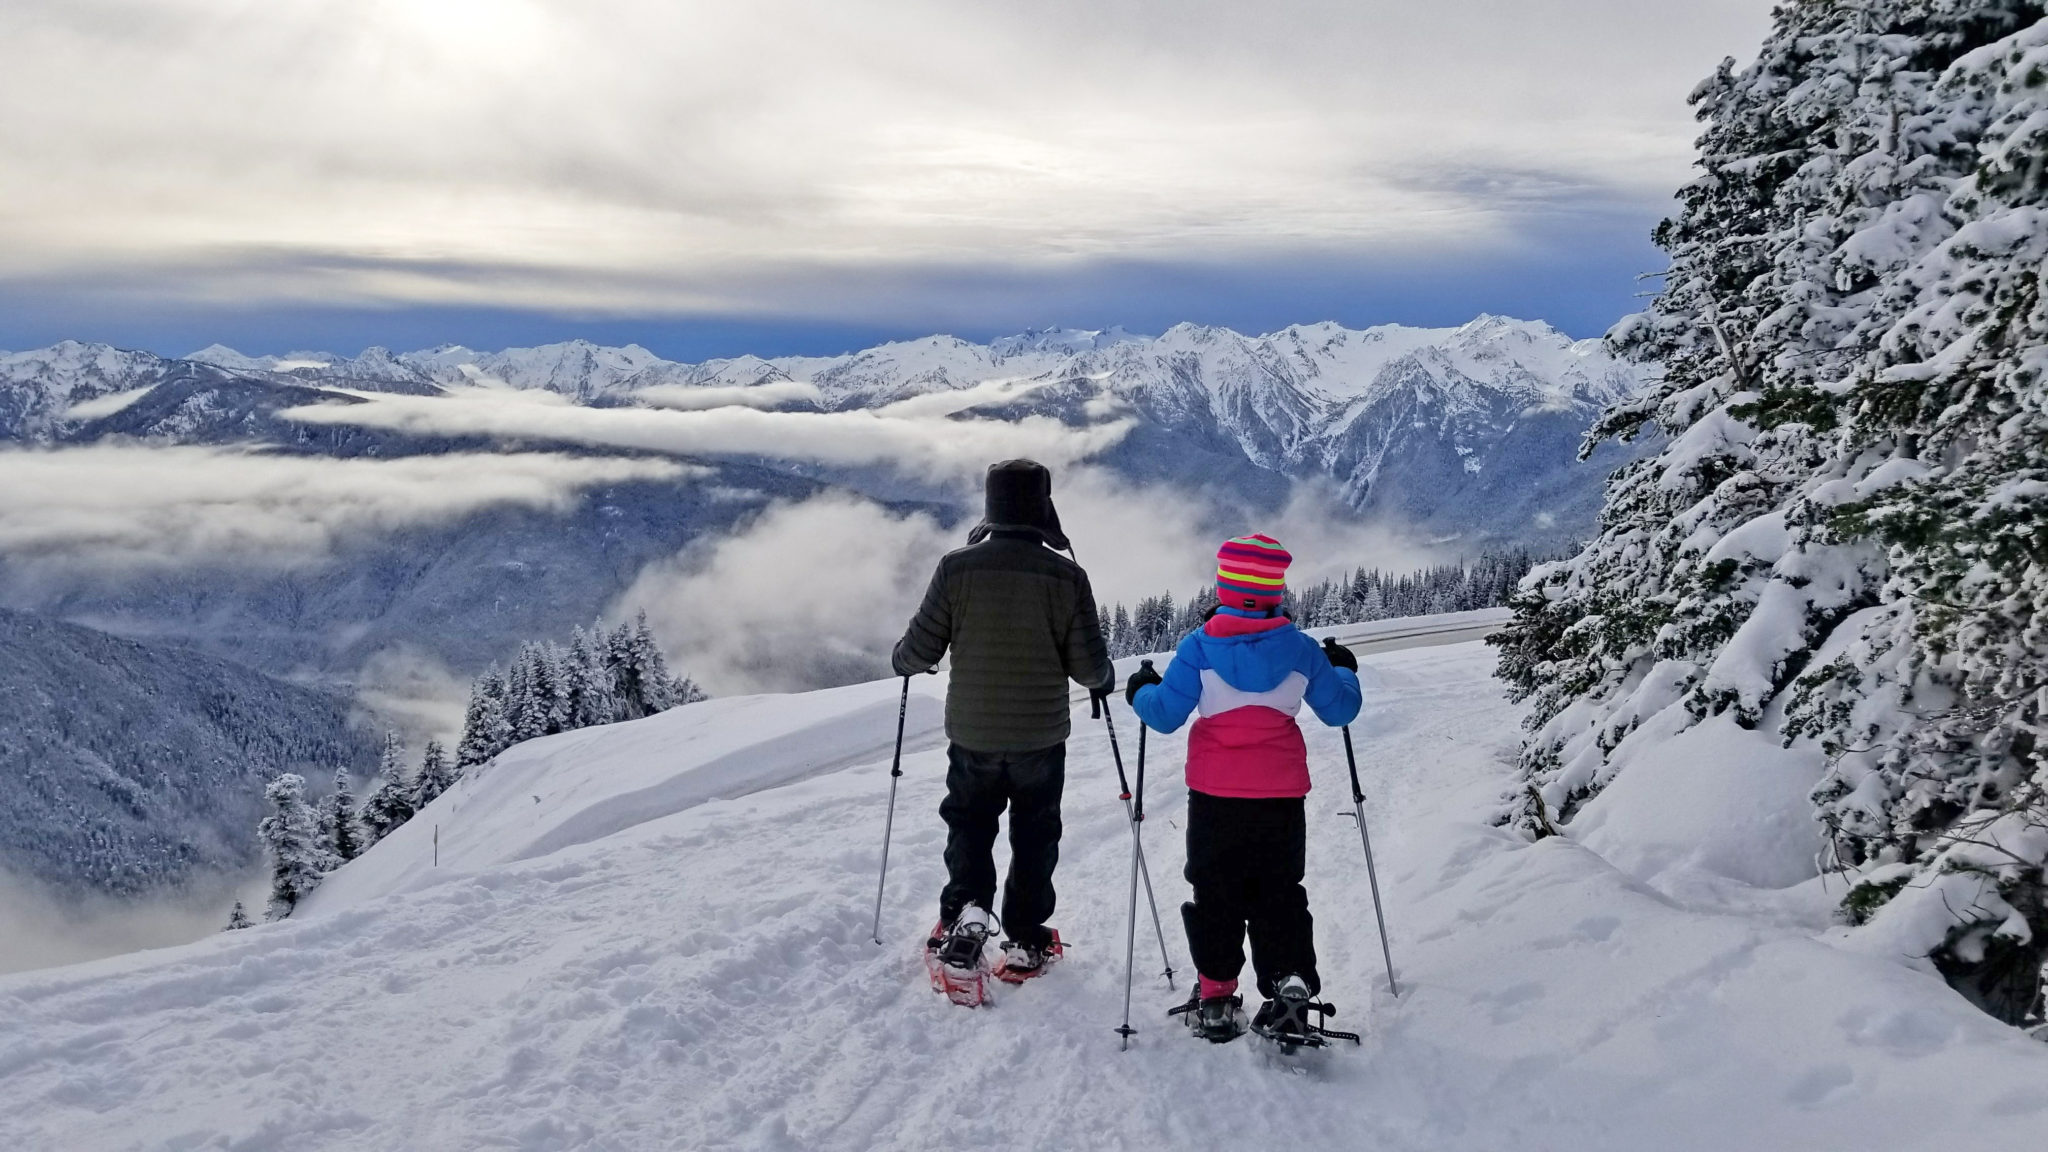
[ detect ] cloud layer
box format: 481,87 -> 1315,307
283,386 -> 1130,481
0,444 -> 689,569
0,1 -> 1777,322
618,467 -> 1447,695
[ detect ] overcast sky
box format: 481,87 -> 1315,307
0,0 -> 1777,357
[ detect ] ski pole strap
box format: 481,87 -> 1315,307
1103,703 -> 1133,796
1342,725 -> 1363,804
1132,679 -> 1150,823
890,677 -> 910,779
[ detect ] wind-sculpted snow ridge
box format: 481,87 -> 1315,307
3,634 -> 2043,1151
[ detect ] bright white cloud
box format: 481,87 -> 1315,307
635,381 -> 823,412
0,444 -> 690,568
618,494 -> 954,694
620,465 -> 1448,694
0,0 -> 1779,317
282,387 -> 1132,480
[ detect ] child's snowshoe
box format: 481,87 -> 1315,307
1249,974 -> 1361,1054
992,929 -> 1063,984
925,907 -> 994,1007
1168,990 -> 1248,1043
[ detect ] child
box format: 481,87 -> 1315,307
1125,534 -> 1361,1043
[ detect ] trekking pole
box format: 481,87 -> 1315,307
1098,683 -> 1175,985
1339,724 -> 1399,996
870,676 -> 911,946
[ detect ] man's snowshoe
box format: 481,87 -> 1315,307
1249,974 -> 1361,1054
992,930 -> 1063,985
925,907 -> 994,1007
1168,990 -> 1248,1043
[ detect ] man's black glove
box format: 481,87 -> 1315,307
1088,681 -> 1114,717
1125,661 -> 1163,707
1322,637 -> 1358,672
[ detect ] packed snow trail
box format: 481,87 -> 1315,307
5,640 -> 2047,1151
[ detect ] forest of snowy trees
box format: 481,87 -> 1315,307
251,614 -> 707,922
1104,550 -> 1541,658
1492,0 -> 2048,1029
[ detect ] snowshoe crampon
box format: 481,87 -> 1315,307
1168,991 -> 1247,1043
1248,976 -> 1361,1054
925,910 -> 994,1007
992,930 -> 1063,985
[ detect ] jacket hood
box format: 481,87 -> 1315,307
1193,617 -> 1303,694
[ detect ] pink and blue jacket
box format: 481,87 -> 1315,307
1130,609 -> 1362,799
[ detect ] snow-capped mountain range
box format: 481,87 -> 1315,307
2,316 -> 1650,534
0,316 -> 1648,706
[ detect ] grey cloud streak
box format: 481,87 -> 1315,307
0,0 -> 1779,320
0,444 -> 691,569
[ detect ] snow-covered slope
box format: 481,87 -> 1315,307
5,634 -> 2041,1150
0,607 -> 377,895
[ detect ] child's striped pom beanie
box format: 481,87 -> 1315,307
1216,534 -> 1291,611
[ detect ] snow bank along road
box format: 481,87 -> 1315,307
5,618 -> 2046,1150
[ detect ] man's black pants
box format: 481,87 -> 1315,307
1181,789 -> 1318,998
938,741 -> 1064,950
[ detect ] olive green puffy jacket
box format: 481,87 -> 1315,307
891,529 -> 1114,753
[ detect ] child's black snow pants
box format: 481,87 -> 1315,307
1182,789 -> 1318,998
937,741 -> 1064,950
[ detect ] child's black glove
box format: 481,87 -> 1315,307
1322,637 -> 1358,671
1125,661 -> 1163,707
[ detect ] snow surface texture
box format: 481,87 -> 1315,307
5,628 -> 2043,1151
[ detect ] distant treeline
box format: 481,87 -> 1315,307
1104,548 -> 1546,658
248,613 -> 707,924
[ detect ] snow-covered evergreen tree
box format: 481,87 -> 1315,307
258,773 -> 332,920
610,612 -> 703,718
566,625 -> 619,729
361,731 -> 417,844
1493,0 -> 2048,1024
456,665 -> 512,769
224,901 -> 252,931
411,739 -> 456,811
326,766 -> 361,863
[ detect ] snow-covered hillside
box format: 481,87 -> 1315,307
5,632 -> 2041,1151
0,607 -> 377,895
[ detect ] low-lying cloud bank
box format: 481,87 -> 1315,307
618,468 -> 1444,695
282,385 -> 1129,481
0,443 -> 690,569
0,867 -> 261,976
634,381 -> 822,411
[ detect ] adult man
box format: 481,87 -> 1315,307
892,459 -> 1114,987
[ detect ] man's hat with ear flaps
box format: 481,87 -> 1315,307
967,458 -> 1070,551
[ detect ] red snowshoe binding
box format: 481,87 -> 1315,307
926,907 -> 995,1007
992,930 -> 1063,985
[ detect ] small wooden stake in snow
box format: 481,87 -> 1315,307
434,824 -> 439,868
